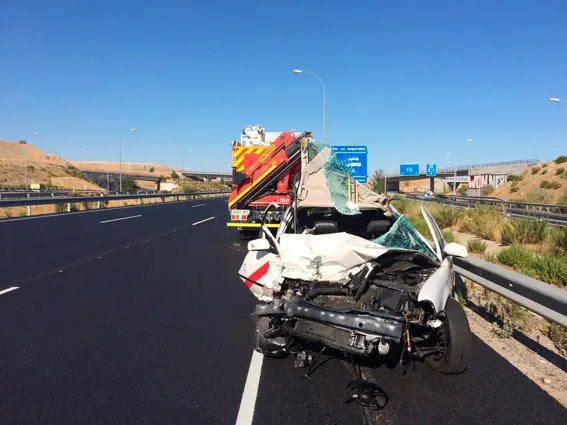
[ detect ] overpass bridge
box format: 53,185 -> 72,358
385,159 -> 540,193
78,168 -> 232,190
179,170 -> 232,182
81,170 -> 162,191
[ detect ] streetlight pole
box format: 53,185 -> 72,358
293,69 -> 326,143
25,132 -> 40,190
119,128 -> 136,192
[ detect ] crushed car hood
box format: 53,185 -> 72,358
277,232 -> 390,282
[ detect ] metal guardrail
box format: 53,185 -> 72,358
440,194 -> 567,214
404,194 -> 567,226
0,191 -> 230,210
453,256 -> 567,328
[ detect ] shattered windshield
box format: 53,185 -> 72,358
373,214 -> 438,262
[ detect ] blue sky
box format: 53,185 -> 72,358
1,0 -> 566,173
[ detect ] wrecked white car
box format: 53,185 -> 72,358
237,142 -> 472,406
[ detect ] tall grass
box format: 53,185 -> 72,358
458,206 -> 506,241
501,218 -> 548,245
432,205 -> 462,228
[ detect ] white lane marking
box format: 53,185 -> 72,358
192,204 -> 205,208
99,215 -> 142,224
192,216 -> 215,226
0,287 -> 19,296
235,350 -> 264,425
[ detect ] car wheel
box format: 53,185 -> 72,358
253,317 -> 289,358
425,297 -> 472,374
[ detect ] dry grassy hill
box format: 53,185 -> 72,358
0,140 -> 102,190
71,161 -> 176,178
492,156 -> 567,204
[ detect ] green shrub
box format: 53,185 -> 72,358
508,175 -> 523,182
510,186 -> 519,193
177,183 -> 199,193
557,194 -> 567,205
442,230 -> 455,243
534,252 -> 567,287
550,226 -> 567,253
497,244 -> 532,268
497,245 -> 567,287
540,180 -> 561,190
556,167 -> 565,176
531,167 -> 541,175
486,295 -> 529,332
55,204 -> 66,213
432,205 -> 462,228
542,169 -> 548,175
484,252 -> 498,263
542,163 -> 549,168
555,155 -> 567,164
18,211 -> 26,217
501,218 -> 548,245
69,203 -> 80,212
457,185 -> 468,195
4,209 -> 13,218
546,324 -> 567,354
467,238 -> 488,253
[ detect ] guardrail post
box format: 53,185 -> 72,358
67,203 -> 71,212
27,205 -> 31,216
138,198 -> 141,205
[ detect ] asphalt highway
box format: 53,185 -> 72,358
0,198 -> 565,424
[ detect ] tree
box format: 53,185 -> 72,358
149,167 -> 155,173
119,175 -> 139,192
18,140 -> 27,144
171,170 -> 179,180
370,169 -> 386,194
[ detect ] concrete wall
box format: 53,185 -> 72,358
467,164 -> 529,196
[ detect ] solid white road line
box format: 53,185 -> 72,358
235,350 -> 264,425
192,204 -> 205,208
99,215 -> 142,224
192,216 -> 215,226
0,287 -> 19,296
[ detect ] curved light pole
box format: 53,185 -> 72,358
119,128 -> 136,192
293,69 -> 326,143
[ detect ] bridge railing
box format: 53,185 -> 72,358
385,158 -> 540,178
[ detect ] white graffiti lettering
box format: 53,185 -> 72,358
468,174 -> 508,189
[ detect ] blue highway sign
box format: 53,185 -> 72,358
399,164 -> 420,176
332,145 -> 368,184
426,163 -> 437,177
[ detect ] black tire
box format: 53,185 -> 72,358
425,297 -> 472,374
